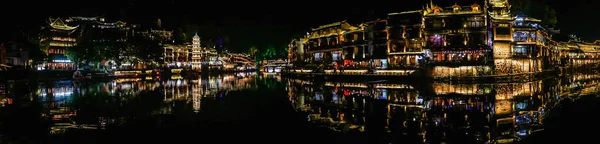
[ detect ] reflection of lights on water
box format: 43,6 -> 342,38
517,130 -> 528,136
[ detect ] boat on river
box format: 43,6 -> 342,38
72,70 -> 85,80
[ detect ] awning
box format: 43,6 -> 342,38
50,55 -> 70,60
580,48 -> 600,53
308,48 -> 342,53
48,55 -> 72,63
0,64 -> 12,68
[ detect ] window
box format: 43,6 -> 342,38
530,33 -> 537,41
332,51 -> 341,61
433,7 -> 441,13
318,38 -> 325,46
407,41 -> 422,52
389,28 -> 403,39
471,4 -> 480,12
390,41 -> 405,53
427,19 -> 444,28
429,35 -> 444,47
433,20 -> 443,28
513,31 -> 529,42
406,27 -> 420,39
513,46 -> 528,57
468,33 -> 486,45
449,35 -> 466,46
466,17 -> 483,28
314,53 -> 323,61
496,27 -> 510,35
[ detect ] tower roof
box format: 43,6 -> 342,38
49,17 -> 79,31
194,33 -> 199,38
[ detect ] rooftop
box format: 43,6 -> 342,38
423,1 -> 483,16
311,21 -> 347,31
49,18 -> 79,31
388,10 -> 422,16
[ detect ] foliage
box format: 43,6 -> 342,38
280,47 -> 288,58
7,26 -> 47,67
510,0 -> 558,26
129,35 -> 164,64
260,45 -> 278,60
248,46 -> 258,57
65,32 -> 89,68
27,37 -> 48,66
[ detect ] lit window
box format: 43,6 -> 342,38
429,35 -> 444,47
471,4 -> 480,12
452,4 -> 461,12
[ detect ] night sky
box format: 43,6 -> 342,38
1,0 -> 599,52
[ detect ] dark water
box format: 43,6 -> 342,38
0,72 -> 599,143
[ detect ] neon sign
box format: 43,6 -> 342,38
53,60 -> 72,63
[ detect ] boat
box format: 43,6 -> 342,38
72,70 -> 85,80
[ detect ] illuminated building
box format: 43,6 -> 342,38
287,38 -> 305,67
304,21 -> 370,69
2,41 -> 30,67
292,20 -> 397,75
556,41 -> 600,68
140,29 -> 173,44
262,59 -> 288,73
90,20 -> 129,42
0,43 -> 6,65
37,16 -> 135,70
288,0 -> 557,80
163,34 -> 253,70
224,53 -> 256,71
40,18 -> 79,70
489,0 -> 554,78
164,44 -> 191,67
75,17 -> 130,69
206,48 -> 219,67
191,33 -> 202,70
386,10 -> 426,72
424,2 -> 493,78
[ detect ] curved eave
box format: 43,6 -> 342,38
51,25 -> 79,31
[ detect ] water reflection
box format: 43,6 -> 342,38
2,72 -> 259,137
286,72 -> 600,143
0,71 -> 598,143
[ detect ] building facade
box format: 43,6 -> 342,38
40,18 -> 79,70
38,16 -> 136,71
288,0 -> 558,79
488,0 -> 554,77
423,2 -> 493,78
386,11 -> 426,72
164,44 -> 191,68
556,41 -> 600,68
191,33 -> 202,70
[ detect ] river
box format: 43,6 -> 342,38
0,72 -> 599,143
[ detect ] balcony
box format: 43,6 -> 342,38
430,59 -> 492,66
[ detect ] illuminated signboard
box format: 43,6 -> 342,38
493,43 -> 511,58
53,60 -> 72,63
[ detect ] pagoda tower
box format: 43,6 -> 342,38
191,33 -> 202,70
489,0 -> 513,60
488,0 -> 511,20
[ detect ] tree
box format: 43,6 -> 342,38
65,34 -> 88,69
26,35 -> 48,67
280,47 -> 288,58
129,34 -> 164,66
9,25 -> 47,68
261,45 -> 277,60
248,46 -> 258,57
